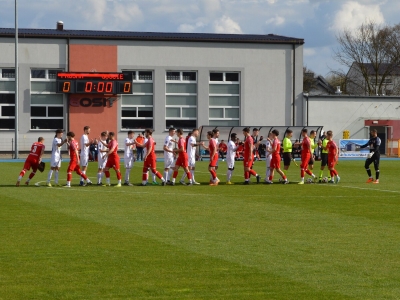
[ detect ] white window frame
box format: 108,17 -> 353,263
30,69 -> 64,130
209,72 -> 240,125
0,69 -> 16,130
166,71 -> 197,130
121,70 -> 154,130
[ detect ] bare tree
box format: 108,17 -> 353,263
332,21 -> 400,95
303,66 -> 317,93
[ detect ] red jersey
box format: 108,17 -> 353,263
244,136 -> 253,158
209,138 -> 217,154
28,142 -> 45,158
272,138 -> 281,158
327,140 -> 338,159
107,139 -> 118,158
178,137 -> 187,154
219,143 -> 227,152
145,137 -> 156,158
301,137 -> 311,155
69,140 -> 79,161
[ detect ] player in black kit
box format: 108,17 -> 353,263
360,129 -> 381,184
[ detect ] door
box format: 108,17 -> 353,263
370,126 -> 386,155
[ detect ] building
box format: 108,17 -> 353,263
303,72 -> 335,95
0,24 -> 304,152
346,62 -> 400,96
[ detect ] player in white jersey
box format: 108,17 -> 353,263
182,128 -> 202,184
226,133 -> 239,184
80,126 -> 92,186
124,130 -> 136,186
261,132 -> 273,183
46,129 -> 67,186
163,127 -> 176,182
97,131 -> 108,185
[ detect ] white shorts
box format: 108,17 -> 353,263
124,156 -> 134,169
80,154 -> 89,167
188,156 -> 196,168
164,155 -> 174,169
98,157 -> 107,169
50,156 -> 61,168
226,159 -> 235,169
265,155 -> 272,168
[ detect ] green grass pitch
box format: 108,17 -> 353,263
1,159 -> 400,299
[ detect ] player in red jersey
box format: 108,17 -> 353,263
205,129 -> 220,185
298,128 -> 317,184
242,127 -> 261,184
137,128 -> 166,186
16,137 -> 45,186
267,129 -> 288,184
65,132 -> 92,187
170,128 -> 194,185
101,132 -> 122,187
323,130 -> 340,184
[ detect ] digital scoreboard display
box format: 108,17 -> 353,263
56,72 -> 133,94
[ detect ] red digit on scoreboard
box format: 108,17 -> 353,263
63,81 -> 70,92
98,82 -> 105,93
85,82 -> 93,92
123,82 -> 131,93
106,82 -> 113,93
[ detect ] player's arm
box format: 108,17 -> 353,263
209,142 -> 216,160
163,144 -> 173,153
359,140 -> 370,149
98,139 -> 108,147
144,143 -> 151,160
56,139 -> 67,147
247,140 -> 253,160
106,142 -> 117,156
75,147 -> 80,164
39,145 -> 45,162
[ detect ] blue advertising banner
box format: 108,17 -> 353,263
339,139 -> 369,157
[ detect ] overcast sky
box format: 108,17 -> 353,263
1,0 -> 398,77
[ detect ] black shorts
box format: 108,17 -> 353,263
321,153 -> 328,167
283,152 -> 292,166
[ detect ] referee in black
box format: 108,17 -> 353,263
360,129 -> 381,184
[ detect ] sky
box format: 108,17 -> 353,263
0,0 -> 399,77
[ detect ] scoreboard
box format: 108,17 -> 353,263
56,72 -> 133,94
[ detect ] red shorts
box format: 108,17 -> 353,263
144,155 -> 156,169
67,160 -> 80,173
23,156 -> 39,172
209,153 -> 218,167
176,153 -> 188,168
243,159 -> 253,168
301,154 -> 310,169
270,156 -> 280,169
328,158 -> 336,169
106,155 -> 120,170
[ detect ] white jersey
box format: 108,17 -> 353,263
51,137 -> 62,159
98,140 -> 108,169
164,135 -> 174,158
187,136 -> 197,159
262,139 -> 272,157
80,134 -> 90,159
226,140 -> 238,169
124,137 -> 133,158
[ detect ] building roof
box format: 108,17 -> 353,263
349,62 -> 400,76
0,28 -> 304,45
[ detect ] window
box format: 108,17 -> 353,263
166,71 -> 197,129
31,69 -> 61,93
30,94 -> 63,130
0,70 -> 15,129
209,72 -> 240,126
121,70 -> 154,129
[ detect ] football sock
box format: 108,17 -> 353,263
186,172 -> 192,180
227,170 -> 232,181
67,181 -> 71,186
266,167 -> 270,179
118,179 -> 121,184
54,171 -> 59,183
168,169 -> 173,180
366,168 -> 372,177
152,173 -> 156,182
116,171 -> 122,181
67,172 -> 72,182
47,170 -> 53,182
301,169 -> 305,178
376,170 -> 380,180
244,171 -> 250,180
105,171 -> 110,178
28,172 -> 35,180
125,169 -> 130,182
97,172 -> 102,183
106,178 -> 110,184
173,171 -> 178,179
163,171 -> 169,181
181,173 -> 187,181
191,170 -> 195,182
319,170 -> 323,179
249,170 -> 257,177
172,178 -> 176,183
300,177 -> 304,182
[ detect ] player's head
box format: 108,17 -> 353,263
192,128 -> 199,137
67,131 -> 75,140
108,132 -> 116,140
128,130 -> 135,138
101,131 -> 107,140
221,140 -> 225,143
212,128 -> 219,138
252,128 -> 259,136
326,130 -> 333,139
285,129 -> 293,137
268,132 -> 273,139
176,128 -> 184,137
55,129 -> 63,138
370,129 -> 377,137
243,127 -> 250,136
38,137 -> 44,143
83,126 -> 90,134
271,129 -> 279,137
230,133 -> 237,141
301,128 -> 308,137
144,128 -> 153,137
310,130 -> 316,138
168,127 -> 176,136
207,131 -> 213,139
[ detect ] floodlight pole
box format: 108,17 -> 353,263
14,0 -> 19,159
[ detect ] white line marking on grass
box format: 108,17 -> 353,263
339,185 -> 400,194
